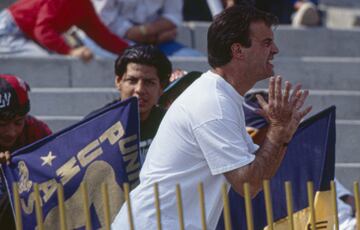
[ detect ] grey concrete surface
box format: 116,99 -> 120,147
29,88 -> 118,116
0,0 -> 15,10
336,120 -> 360,163
335,165 -> 360,191
3,56 -> 360,90
191,23 -> 360,57
29,88 -> 360,119
320,0 -> 360,7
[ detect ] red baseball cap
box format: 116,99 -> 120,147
0,74 -> 30,117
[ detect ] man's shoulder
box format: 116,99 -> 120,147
25,115 -> 52,135
149,106 -> 166,119
12,115 -> 52,151
142,106 -> 166,130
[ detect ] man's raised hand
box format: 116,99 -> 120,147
255,76 -> 312,145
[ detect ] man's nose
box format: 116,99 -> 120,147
272,42 -> 279,55
134,81 -> 145,94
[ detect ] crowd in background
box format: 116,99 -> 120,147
0,0 -> 321,59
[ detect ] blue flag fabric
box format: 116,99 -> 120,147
217,106 -> 336,230
1,97 -> 140,229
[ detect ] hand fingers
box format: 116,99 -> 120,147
298,106 -> 312,120
295,89 -> 309,110
268,76 -> 275,106
256,94 -> 268,109
274,76 -> 282,107
282,81 -> 291,106
255,108 -> 266,118
289,84 -> 302,107
84,51 -> 93,61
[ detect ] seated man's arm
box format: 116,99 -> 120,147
225,77 -> 312,197
126,17 -> 177,44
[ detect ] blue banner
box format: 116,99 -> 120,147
217,106 -> 336,229
1,97 -> 140,229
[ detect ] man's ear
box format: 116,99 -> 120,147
115,75 -> 122,90
230,43 -> 245,60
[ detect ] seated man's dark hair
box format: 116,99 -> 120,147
207,4 -> 278,68
114,45 -> 172,88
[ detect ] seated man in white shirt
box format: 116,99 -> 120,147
80,0 -> 202,57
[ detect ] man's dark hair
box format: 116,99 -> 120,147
114,45 -> 172,88
207,4 -> 278,68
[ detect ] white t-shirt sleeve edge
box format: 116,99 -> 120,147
210,154 -> 255,175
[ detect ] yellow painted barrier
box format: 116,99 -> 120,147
12,183 -> 22,230
154,182 -> 162,230
176,184 -> 185,230
101,183 -> 111,230
284,181 -> 294,230
198,183 -> 207,230
221,183 -> 232,230
244,183 -> 254,230
57,183 -> 67,230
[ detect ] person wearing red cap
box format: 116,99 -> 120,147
0,74 -> 52,229
0,0 -> 128,61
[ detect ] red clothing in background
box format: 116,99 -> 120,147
8,0 -> 128,54
0,115 -> 51,230
10,115 -> 52,152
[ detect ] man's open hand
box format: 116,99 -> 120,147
256,76 -> 312,145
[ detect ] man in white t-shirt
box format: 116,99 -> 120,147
112,5 -> 312,230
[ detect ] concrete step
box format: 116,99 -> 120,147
335,164 -> 360,191
336,120 -> 360,163
320,0 -> 360,8
254,57 -> 360,91
37,116 -> 81,133
0,0 -> 15,10
249,89 -> 360,120
191,23 -> 360,56
0,56 -> 115,87
2,57 -> 360,90
324,7 -> 360,28
30,88 -> 360,119
29,88 -> 118,116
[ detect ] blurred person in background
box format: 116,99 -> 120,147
0,0 -> 128,61
0,74 -> 52,230
78,0 -> 202,57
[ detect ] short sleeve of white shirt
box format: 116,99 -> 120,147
194,118 -> 257,175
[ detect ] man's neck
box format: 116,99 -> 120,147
140,110 -> 152,123
213,63 -> 255,96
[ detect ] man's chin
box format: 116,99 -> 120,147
259,72 -> 274,81
0,141 -> 15,150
